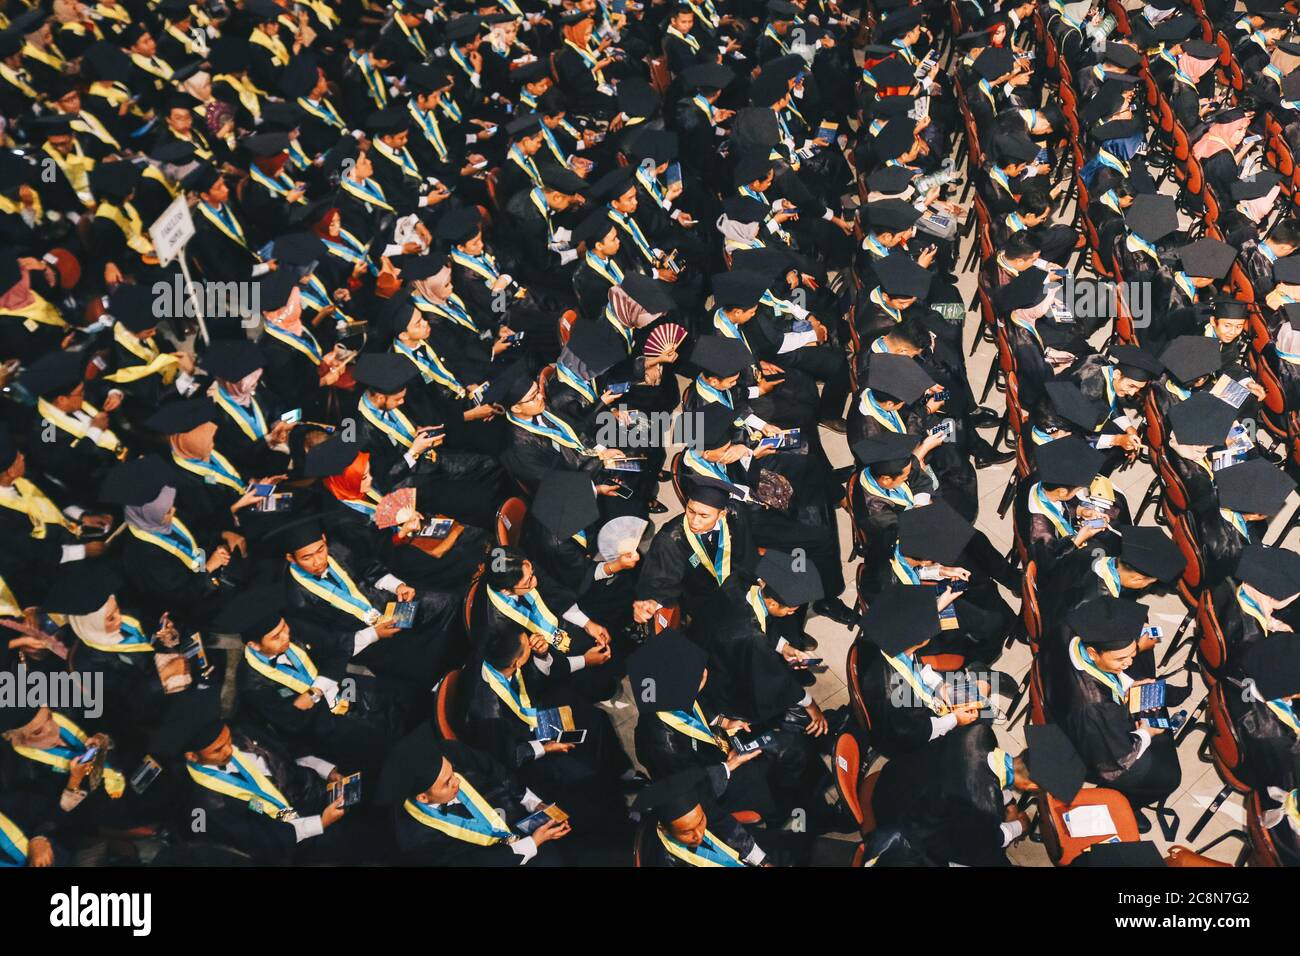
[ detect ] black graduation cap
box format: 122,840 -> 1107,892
733,109 -> 780,150
627,128 -> 678,164
365,107 -> 410,138
108,283 -> 161,333
89,161 -> 142,201
510,59 -> 550,85
150,141 -> 198,168
1024,724 -> 1086,803
991,133 -> 1039,165
866,57 -> 915,89
180,163 -> 220,194
42,562 -> 122,617
1182,38 -> 1220,60
866,353 -> 934,404
972,46 -> 1014,81
376,722 -> 446,805
532,470 -> 599,540
435,206 -> 483,245
483,363 -> 534,408
875,253 -> 932,300
680,63 -> 735,91
1103,40 -> 1142,69
1242,632 -> 1300,700
24,114 -> 74,141
8,6 -> 49,34
1177,238 -> 1237,281
258,270 -> 300,313
685,475 -> 733,508
1274,257 -> 1300,285
505,113 -> 543,140
873,118 -> 917,161
1149,12 -> 1197,41
878,5 -> 923,38
1125,194 -> 1178,242
1216,459 -> 1296,517
874,95 -> 918,120
1234,544 -> 1300,599
1214,299 -> 1249,321
867,166 -> 916,197
245,0 -> 284,21
18,350 -> 85,399
82,41 -> 132,83
203,340 -> 264,382
590,165 -> 638,203
144,398 -> 219,435
729,247 -> 792,286
1110,345 -> 1163,382
563,320 -> 625,378
765,0 -> 800,20
1035,435 -> 1103,487
617,79 -> 659,119
1092,118 -> 1143,142
619,273 -> 677,314
559,8 -> 594,25
445,12 -> 483,39
1158,335 -> 1222,384
718,197 -> 768,231
572,209 -> 618,248
207,35 -> 251,75
1044,381 -> 1104,432
861,585 -> 941,655
1231,170 -> 1284,201
210,586 -> 287,641
1070,596 -> 1147,650
240,131 -> 292,158
150,689 -> 225,758
270,232 -> 327,270
712,270 -> 767,310
1167,391 -> 1236,446
697,402 -> 738,450
757,550 -> 824,607
1073,840 -> 1166,867
627,627 -> 708,713
540,166 -> 588,195
99,455 -> 174,506
278,53 -> 320,100
691,336 -> 752,378
865,199 -> 922,232
1119,526 -> 1186,583
852,431 -> 922,466
897,500 -> 974,565
632,768 -> 709,823
750,68 -> 790,108
353,353 -> 418,394
303,433 -> 366,479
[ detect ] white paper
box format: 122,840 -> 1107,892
1062,804 -> 1117,839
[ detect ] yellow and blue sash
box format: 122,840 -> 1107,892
656,825 -> 744,866
11,713 -> 125,796
683,514 -> 731,584
1068,636 -> 1125,703
658,701 -> 729,753
263,322 -> 323,365
402,779 -> 512,846
0,811 -> 28,866
172,449 -> 244,492
486,587 -> 570,651
244,643 -> 348,714
79,616 -> 152,655
187,750 -> 294,818
128,516 -> 204,571
213,385 -> 268,441
289,559 -> 378,623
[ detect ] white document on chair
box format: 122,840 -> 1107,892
1062,804 -> 1117,839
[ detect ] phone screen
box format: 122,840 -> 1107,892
553,729 -> 587,745
280,409 -> 303,423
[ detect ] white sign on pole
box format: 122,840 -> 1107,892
149,197 -> 196,267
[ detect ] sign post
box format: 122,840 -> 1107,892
149,197 -> 208,346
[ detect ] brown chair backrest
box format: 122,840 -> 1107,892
1029,656 -> 1047,726
1208,681 -> 1246,789
463,567 -> 483,635
1022,559 -> 1042,646
669,449 -> 687,506
435,669 -> 462,740
1196,590 -> 1228,677
833,732 -> 864,830
846,642 -> 871,731
495,496 -> 526,548
1247,790 -> 1282,867
558,309 -> 577,345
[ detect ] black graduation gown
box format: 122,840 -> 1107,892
873,723 -> 1014,866
636,505 -> 758,632
1227,685 -> 1300,792
854,639 -> 953,759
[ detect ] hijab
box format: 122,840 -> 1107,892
125,485 -> 176,534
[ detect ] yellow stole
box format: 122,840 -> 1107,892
42,140 -> 95,204
0,479 -> 75,538
36,397 -> 125,456
96,201 -> 155,256
0,293 -> 67,332
105,324 -> 180,385
11,712 -> 126,797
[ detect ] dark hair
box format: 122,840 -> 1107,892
868,456 -> 912,480
485,629 -> 527,670
1271,220 -> 1300,248
1018,187 -> 1051,218
484,547 -> 528,590
888,317 -> 931,350
1003,232 -> 1040,259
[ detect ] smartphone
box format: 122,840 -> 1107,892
610,481 -> 635,499
515,803 -> 569,835
383,601 -> 418,629
1141,624 -> 1163,642
130,755 -> 163,794
731,730 -> 777,753
929,420 -> 956,443
505,331 -> 525,345
280,408 -> 303,424
606,381 -> 632,395
553,729 -> 587,745
795,656 -> 823,668
253,493 -> 294,513
1081,517 -> 1108,529
417,518 -> 455,539
247,482 -> 277,497
327,772 -> 363,808
791,318 -> 814,333
665,161 -> 682,188
947,680 -> 986,707
76,744 -> 100,765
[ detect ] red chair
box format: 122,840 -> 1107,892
434,669 -> 463,740
1038,787 -> 1142,865
495,496 -> 527,547
846,642 -> 871,731
1185,682 -> 1252,843
832,732 -> 882,838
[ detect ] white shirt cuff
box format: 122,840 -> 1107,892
510,835 -> 538,863
529,740 -> 546,758
61,544 -> 87,563
1000,818 -> 1024,847
521,789 -> 544,812
294,755 -> 336,779
1131,727 -> 1152,759
354,628 -> 379,655
566,655 -> 586,672
562,604 -> 589,628
375,574 -> 404,594
929,712 -> 959,740
744,844 -> 766,866
290,814 -> 324,842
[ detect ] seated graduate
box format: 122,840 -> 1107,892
459,627 -> 634,836
1018,435 -> 1124,579
1043,597 -> 1182,832
633,474 -> 759,634
1259,785 -> 1300,867
873,723 -> 1087,867
219,587 -> 406,778
1226,633 -> 1300,793
473,545 -> 620,703
1212,545 -> 1300,663
853,586 -> 988,759
0,790 -> 63,867
41,561 -> 193,752
633,768 -> 778,867
1198,459 -> 1297,590
629,627 -> 780,823
152,691 -> 367,865
879,500 -> 1013,667
276,515 -> 462,695
377,721 -> 572,867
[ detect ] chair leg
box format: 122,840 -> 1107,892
997,474 -> 1019,519
1194,828 -> 1247,857
1157,610 -> 1195,668
990,411 -> 1011,453
979,360 -> 1000,404
1185,783 -> 1234,843
1131,474 -> 1161,525
1153,801 -> 1180,842
1173,692 -> 1208,749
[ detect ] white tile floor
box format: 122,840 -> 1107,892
597,183 -> 1300,865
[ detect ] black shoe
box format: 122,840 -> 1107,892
813,598 -> 859,626
1134,809 -> 1152,835
647,499 -> 669,515
972,438 -> 1015,467
657,470 -> 673,481
969,407 -> 1002,429
819,416 -> 848,434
